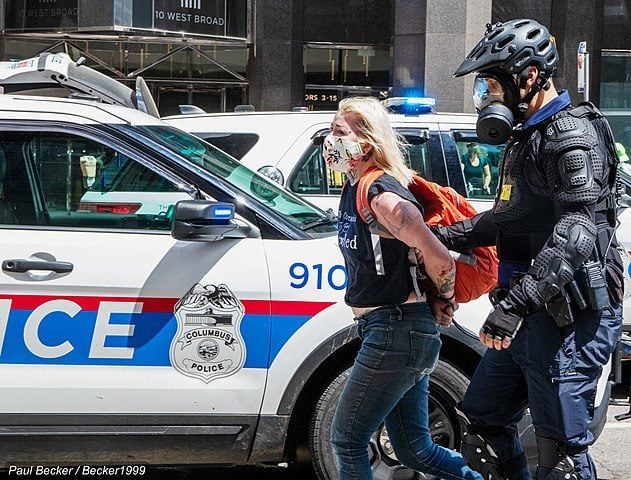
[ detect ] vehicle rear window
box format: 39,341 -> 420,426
451,130 -> 506,200
197,133 -> 259,160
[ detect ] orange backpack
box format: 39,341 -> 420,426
352,166 -> 499,303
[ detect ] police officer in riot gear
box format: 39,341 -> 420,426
435,19 -> 624,480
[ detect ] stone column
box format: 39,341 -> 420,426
550,0 -> 605,106
247,0 -> 304,111
392,0 -> 427,98
393,0 -> 492,113
426,0 -> 492,113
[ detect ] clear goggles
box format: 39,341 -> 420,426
473,76 -> 506,111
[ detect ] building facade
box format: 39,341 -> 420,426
0,0 -> 251,115
0,0 -> 629,116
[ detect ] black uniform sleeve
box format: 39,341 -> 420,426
504,115 -> 602,315
433,210 -> 498,253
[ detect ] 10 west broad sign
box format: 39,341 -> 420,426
4,0 -> 247,39
153,0 -> 239,37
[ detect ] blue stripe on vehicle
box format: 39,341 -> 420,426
0,310 -> 311,369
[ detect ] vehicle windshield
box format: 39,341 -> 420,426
127,124 -> 336,233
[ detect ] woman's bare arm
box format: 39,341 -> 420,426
483,164 -> 492,192
370,191 -> 456,299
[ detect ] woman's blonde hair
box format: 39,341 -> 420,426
338,96 -> 415,187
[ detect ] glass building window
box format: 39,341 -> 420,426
304,46 -> 391,87
601,51 -> 631,109
2,38 -> 247,82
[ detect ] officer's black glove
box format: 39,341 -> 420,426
480,300 -> 524,344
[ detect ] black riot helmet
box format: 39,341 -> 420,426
454,19 -> 558,78
454,19 -> 559,144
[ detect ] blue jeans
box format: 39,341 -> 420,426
331,302 -> 484,480
461,305 -> 622,480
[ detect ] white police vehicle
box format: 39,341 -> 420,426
0,54 -> 617,479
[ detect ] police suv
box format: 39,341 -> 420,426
0,54 -> 617,480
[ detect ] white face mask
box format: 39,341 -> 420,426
322,133 -> 363,174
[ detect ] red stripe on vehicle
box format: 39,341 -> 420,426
269,300 -> 335,316
0,295 -> 178,312
0,295 -> 334,316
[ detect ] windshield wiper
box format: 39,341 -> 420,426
300,215 -> 337,231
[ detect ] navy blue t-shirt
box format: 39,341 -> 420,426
338,174 -> 423,307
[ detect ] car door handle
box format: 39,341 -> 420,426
2,259 -> 74,274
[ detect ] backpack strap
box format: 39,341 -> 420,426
356,167 -> 387,275
356,166 -> 386,224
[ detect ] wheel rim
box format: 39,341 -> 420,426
366,393 -> 457,480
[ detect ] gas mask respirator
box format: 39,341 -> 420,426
473,74 -> 520,145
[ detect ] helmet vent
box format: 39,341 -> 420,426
513,51 -> 530,69
514,20 -> 530,28
487,28 -> 503,41
527,28 -> 542,40
496,35 -> 514,50
474,46 -> 488,61
538,40 -> 551,53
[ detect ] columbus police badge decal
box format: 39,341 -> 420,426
170,284 -> 246,383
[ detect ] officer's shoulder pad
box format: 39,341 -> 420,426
544,113 -> 595,140
543,113 -> 596,153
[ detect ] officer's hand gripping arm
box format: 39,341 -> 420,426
432,210 -> 498,252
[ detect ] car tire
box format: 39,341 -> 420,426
309,360 -> 470,480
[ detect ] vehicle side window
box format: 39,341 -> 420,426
291,144 -> 326,195
400,130 -> 432,180
197,133 -> 259,160
452,132 -> 505,199
289,129 -> 432,197
327,169 -> 346,195
0,131 -> 193,231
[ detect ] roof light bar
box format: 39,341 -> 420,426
381,96 -> 436,115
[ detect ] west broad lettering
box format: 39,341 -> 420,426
194,15 -> 224,26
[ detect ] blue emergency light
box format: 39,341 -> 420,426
209,203 -> 234,225
211,205 -> 234,219
382,97 -> 435,115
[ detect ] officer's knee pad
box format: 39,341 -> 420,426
536,435 -> 581,480
456,407 -> 527,480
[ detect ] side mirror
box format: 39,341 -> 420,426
171,200 -> 248,242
